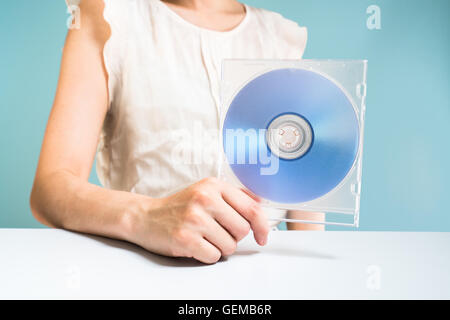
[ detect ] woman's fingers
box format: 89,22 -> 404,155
201,217 -> 237,256
191,236 -> 222,264
210,199 -> 251,242
172,177 -> 269,266
240,187 -> 263,203
220,182 -> 269,246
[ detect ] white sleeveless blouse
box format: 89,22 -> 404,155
98,0 -> 307,201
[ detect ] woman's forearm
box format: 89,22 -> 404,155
30,173 -> 271,263
30,170 -> 150,242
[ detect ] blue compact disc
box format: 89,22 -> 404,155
222,68 -> 360,203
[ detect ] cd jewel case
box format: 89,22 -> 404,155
219,60 -> 367,227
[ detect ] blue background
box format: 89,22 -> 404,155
0,0 -> 449,230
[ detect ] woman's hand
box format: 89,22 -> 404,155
127,177 -> 269,264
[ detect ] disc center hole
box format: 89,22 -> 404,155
278,125 -> 301,149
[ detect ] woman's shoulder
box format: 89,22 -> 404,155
248,5 -> 308,58
249,5 -> 306,32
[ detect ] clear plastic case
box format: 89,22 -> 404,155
219,60 -> 368,227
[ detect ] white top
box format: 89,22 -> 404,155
1,229 -> 449,299
97,0 -> 308,202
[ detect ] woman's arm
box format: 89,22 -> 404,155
30,0 -> 136,239
286,211 -> 325,231
30,0 -> 269,264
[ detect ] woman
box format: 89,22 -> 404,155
30,0 -> 323,264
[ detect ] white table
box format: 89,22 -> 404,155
0,229 -> 449,299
